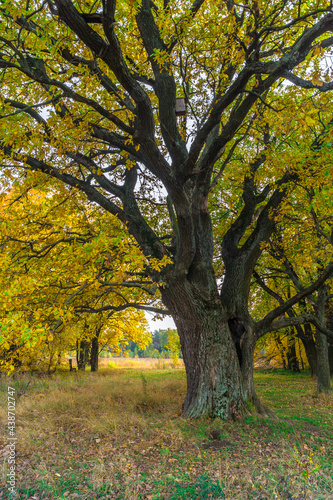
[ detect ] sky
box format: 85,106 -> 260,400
145,311 -> 176,332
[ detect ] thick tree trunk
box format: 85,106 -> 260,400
179,311 -> 246,419
315,330 -> 331,394
90,336 -> 99,372
162,282 -> 261,419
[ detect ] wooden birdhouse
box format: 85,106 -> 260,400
175,97 -> 186,117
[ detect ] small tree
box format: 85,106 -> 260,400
166,328 -> 181,363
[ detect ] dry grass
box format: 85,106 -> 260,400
98,356 -> 184,370
0,360 -> 332,499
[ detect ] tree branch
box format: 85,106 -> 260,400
135,0 -> 188,167
77,302 -> 170,315
257,313 -> 314,337
256,261 -> 333,336
283,71 -> 333,91
54,0 -> 155,141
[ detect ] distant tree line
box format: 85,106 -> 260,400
125,329 -> 181,359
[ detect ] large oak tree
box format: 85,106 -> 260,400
1,0 -> 333,418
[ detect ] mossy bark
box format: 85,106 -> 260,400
162,279 -> 261,420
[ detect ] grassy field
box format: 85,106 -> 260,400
0,359 -> 332,500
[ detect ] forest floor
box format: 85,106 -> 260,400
0,359 -> 332,500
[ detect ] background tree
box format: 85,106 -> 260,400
0,186 -> 152,372
1,0 -> 333,417
152,330 -> 169,354
251,134 -> 333,394
165,328 -> 181,363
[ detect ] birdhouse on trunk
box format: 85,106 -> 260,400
175,97 -> 186,116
